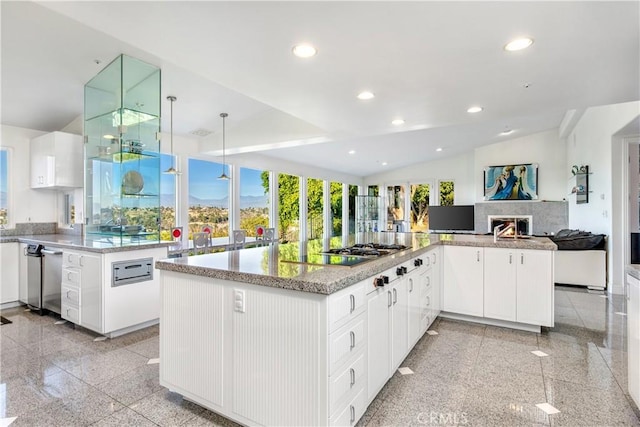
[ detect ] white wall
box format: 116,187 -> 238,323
0,125 -> 52,225
474,129 -> 566,202
567,101 -> 640,294
363,150 -> 475,204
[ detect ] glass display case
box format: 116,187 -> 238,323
356,195 -> 380,232
84,55 -> 161,244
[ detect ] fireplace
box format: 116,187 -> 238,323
487,215 -> 533,236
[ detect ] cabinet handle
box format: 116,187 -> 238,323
79,256 -> 84,267
521,254 -> 524,265
66,290 -> 70,299
388,291 -> 392,307
425,257 -> 430,267
432,253 -> 437,264
350,405 -> 356,424
426,296 -> 431,306
393,288 -> 397,305
350,367 -> 356,387
509,254 -> 512,264
349,294 -> 355,313
426,276 -> 430,287
349,331 -> 355,350
476,251 -> 480,262
67,272 -> 71,281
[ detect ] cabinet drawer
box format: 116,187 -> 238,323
329,352 -> 366,417
329,282 -> 366,333
62,268 -> 81,286
63,252 -> 83,268
61,285 -> 80,306
62,304 -> 80,324
330,315 -> 365,375
329,386 -> 366,427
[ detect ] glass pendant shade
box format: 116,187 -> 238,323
218,113 -> 230,180
163,95 -> 181,175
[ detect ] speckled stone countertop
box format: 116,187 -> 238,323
156,233 -> 556,295
626,265 -> 640,281
0,234 -> 171,254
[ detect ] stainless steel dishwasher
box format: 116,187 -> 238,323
42,247 -> 63,315
26,244 -> 44,313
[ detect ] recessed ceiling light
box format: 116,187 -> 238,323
381,162 -> 388,166
292,44 -> 317,58
348,150 -> 356,154
391,119 -> 405,126
436,147 -> 443,152
467,106 -> 483,113
500,129 -> 514,136
357,91 -> 375,100
504,38 -> 534,52
103,134 -> 116,139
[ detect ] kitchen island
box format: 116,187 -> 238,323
0,234 -> 169,337
155,233 -> 556,426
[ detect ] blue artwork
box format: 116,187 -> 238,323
484,164 -> 538,200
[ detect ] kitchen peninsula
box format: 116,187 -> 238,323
155,232 -> 556,426
1,233 -> 168,337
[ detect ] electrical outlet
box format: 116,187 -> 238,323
234,289 -> 245,313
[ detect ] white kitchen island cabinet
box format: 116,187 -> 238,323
156,233 -> 554,426
443,245 -> 484,316
627,269 -> 640,408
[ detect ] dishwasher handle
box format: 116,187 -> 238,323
41,249 -> 63,255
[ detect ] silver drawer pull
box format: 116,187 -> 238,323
409,278 -> 413,292
387,291 -> 392,308
432,253 -> 437,264
350,367 -> 355,387
509,254 -> 512,264
477,251 -> 480,262
349,330 -> 355,350
349,294 -> 355,313
393,288 -> 397,305
521,253 -> 524,264
426,296 -> 430,306
350,405 -> 355,424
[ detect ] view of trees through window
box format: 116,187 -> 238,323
269,173 -> 300,243
330,182 -> 342,237
348,185 -> 358,234
410,183 -> 430,232
159,154 -> 176,240
188,158 -> 229,238
307,178 -> 323,239
0,149 -> 7,227
440,181 -> 455,206
240,167 -> 268,237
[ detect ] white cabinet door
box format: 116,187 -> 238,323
367,287 -> 391,401
516,250 -> 553,326
19,243 -> 29,303
483,248 -> 517,322
627,274 -> 640,407
391,278 -> 409,371
407,270 -> 423,347
0,243 -> 19,303
443,245 -> 484,316
30,132 -> 83,189
79,253 -> 102,332
429,247 -> 442,315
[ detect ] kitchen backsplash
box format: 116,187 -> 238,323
0,222 -> 57,236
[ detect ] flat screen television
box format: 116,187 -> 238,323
428,205 -> 475,232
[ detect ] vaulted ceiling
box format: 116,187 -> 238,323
2,1 -> 639,176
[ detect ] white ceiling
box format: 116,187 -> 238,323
2,1 -> 639,177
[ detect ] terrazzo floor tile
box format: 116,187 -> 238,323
474,339 -> 543,376
0,354 -> 62,382
436,319 -> 487,336
124,336 -> 160,359
484,325 -> 539,346
64,348 -> 150,386
181,408 -> 244,427
596,346 -> 629,390
55,385 -> 124,424
544,378 -> 640,426
467,364 -> 546,402
24,334 -> 77,357
8,400 -> 87,427
462,399 -> 550,427
128,389 -> 206,426
44,341 -> 100,371
91,407 -> 159,427
95,364 -> 163,406
540,345 -> 621,391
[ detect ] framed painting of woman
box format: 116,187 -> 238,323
484,164 -> 538,200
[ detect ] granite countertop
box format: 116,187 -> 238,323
626,265 -> 640,281
0,234 -> 171,253
156,233 -> 556,295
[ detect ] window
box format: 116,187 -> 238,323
410,183 -> 430,232
348,184 -> 358,234
307,178 -> 323,239
439,181 -> 455,206
0,149 -> 8,227
330,182 -> 342,237
368,185 -> 379,197
188,158 -> 229,238
240,167 -> 269,236
160,154 -> 177,241
277,173 -> 299,243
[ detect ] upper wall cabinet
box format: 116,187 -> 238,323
30,131 -> 83,189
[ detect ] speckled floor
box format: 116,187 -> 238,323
0,287 -> 638,426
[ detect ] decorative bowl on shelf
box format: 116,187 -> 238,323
122,170 -> 144,194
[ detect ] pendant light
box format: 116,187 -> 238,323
218,112 -> 230,180
163,95 -> 181,175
